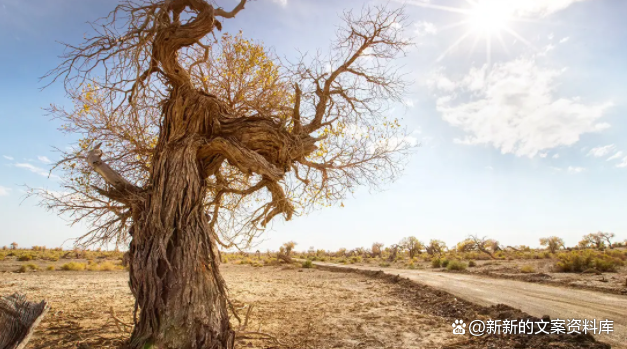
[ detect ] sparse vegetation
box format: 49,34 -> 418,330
520,265 -> 536,273
555,250 -> 625,273
431,257 -> 441,268
61,262 -> 87,271
446,260 -> 467,271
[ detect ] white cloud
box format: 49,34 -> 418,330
414,21 -> 437,36
15,163 -> 54,178
432,58 -> 613,158
427,69 -> 458,92
559,37 -> 570,44
272,0 -> 287,6
552,154 -> 560,159
539,153 -> 548,158
38,156 -> 52,164
607,151 -> 623,161
587,145 -> 615,157
567,166 -> 585,173
616,157 -> 627,168
404,99 -> 415,108
0,186 -> 10,196
2,155 -> 13,160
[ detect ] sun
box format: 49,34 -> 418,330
467,2 -> 511,35
410,0 -> 532,65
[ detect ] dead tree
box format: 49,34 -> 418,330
35,1 -> 412,348
0,294 -> 49,349
468,235 -> 496,259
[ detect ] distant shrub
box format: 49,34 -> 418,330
47,265 -> 55,271
446,260 -> 467,271
17,264 -> 38,273
431,258 -> 441,268
98,261 -> 118,271
379,262 -> 391,267
520,265 -> 536,273
18,254 -> 33,262
263,257 -> 280,266
61,262 -> 86,271
441,259 -> 450,268
468,260 -> 476,267
302,260 -> 313,268
350,256 -> 362,264
555,250 -> 624,273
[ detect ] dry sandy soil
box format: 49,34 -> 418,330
0,263 -> 614,349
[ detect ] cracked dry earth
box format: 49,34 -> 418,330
1,264 -> 458,349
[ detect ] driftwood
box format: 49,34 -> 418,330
0,293 -> 49,349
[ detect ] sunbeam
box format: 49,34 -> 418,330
407,0 -> 536,65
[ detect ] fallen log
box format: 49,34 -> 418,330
0,293 -> 49,349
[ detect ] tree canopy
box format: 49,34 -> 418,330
36,1 -> 414,251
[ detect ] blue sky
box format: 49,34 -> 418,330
0,0 -> 626,251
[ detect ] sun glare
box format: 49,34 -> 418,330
412,0 -> 532,65
468,2 -> 510,35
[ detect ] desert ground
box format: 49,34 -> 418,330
0,253 -> 620,349
308,248 -> 627,296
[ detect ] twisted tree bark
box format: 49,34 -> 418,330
0,294 -> 49,349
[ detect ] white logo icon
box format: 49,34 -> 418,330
452,319 -> 466,335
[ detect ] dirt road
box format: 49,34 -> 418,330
313,262 -> 627,348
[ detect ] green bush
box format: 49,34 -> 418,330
263,257 -> 280,266
61,262 -> 87,271
302,260 -> 313,268
18,254 -> 33,261
555,250 -> 624,273
520,265 -> 536,273
431,258 -> 441,268
468,260 -> 476,267
379,262 -> 391,267
441,259 -> 450,268
350,256 -> 362,264
17,264 -> 38,273
446,260 -> 467,271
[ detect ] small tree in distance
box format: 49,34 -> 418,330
539,236 -> 565,254
372,242 -> 384,258
579,232 -> 615,250
425,239 -> 447,257
400,236 -> 423,259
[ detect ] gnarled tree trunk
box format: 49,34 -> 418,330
127,89 -> 233,349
